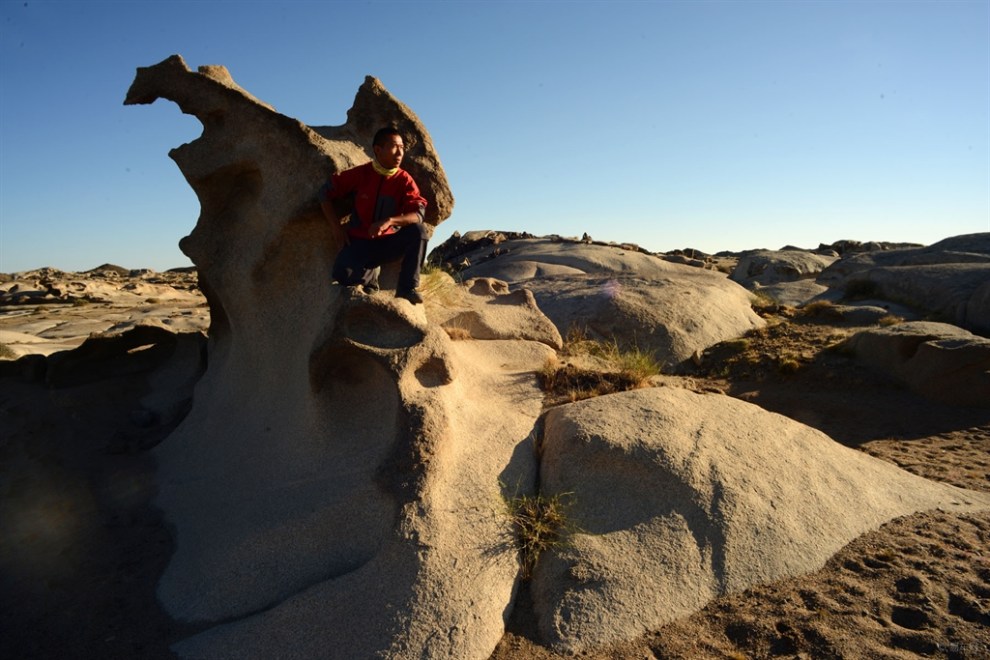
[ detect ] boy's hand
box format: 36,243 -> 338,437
371,219 -> 394,237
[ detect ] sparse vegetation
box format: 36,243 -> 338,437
777,355 -> 801,374
442,324 -> 472,340
749,290 -> 781,314
721,338 -> 750,354
0,342 -> 16,359
538,329 -> 663,403
539,357 -> 647,403
612,345 -> 663,381
418,264 -> 461,306
502,489 -> 578,579
824,332 -> 852,349
563,328 -> 663,380
800,300 -> 841,319
878,314 -> 903,326
691,307 -> 868,382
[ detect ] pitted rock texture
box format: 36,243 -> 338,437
162,291 -> 553,659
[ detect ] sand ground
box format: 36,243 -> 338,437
1,284 -> 987,659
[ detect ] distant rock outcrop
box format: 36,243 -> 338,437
816,239 -> 923,256
430,232 -> 765,370
818,233 -> 990,334
532,388 -> 990,653
730,249 -> 837,287
725,248 -> 836,309
0,267 -> 206,357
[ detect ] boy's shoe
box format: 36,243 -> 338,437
396,289 -> 424,305
362,281 -> 380,294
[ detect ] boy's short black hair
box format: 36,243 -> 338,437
373,126 -> 403,147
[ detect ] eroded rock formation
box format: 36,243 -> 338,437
125,56 -> 552,658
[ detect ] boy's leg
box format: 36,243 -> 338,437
332,241 -> 379,288
365,223 -> 427,293
396,223 -> 428,294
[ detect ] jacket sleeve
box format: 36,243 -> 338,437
321,166 -> 362,202
400,173 -> 428,220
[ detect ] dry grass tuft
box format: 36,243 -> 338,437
419,264 -> 461,306
749,290 -> 781,314
539,330 -> 663,404
721,338 -> 751,354
503,490 -> 578,579
562,328 -> 662,380
443,325 -> 472,341
800,300 -> 841,319
777,355 -> 802,374
539,358 -> 647,403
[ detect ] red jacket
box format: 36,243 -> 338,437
322,162 -> 427,240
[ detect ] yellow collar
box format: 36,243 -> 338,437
372,159 -> 399,177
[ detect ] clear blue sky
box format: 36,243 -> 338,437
1,0 -> 988,272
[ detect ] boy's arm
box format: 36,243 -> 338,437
369,208 -> 424,237
319,179 -> 350,246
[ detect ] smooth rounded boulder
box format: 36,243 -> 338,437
842,321 -> 990,407
532,387 -> 990,653
442,234 -> 765,369
730,248 -> 837,287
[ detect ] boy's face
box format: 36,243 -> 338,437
373,135 -> 405,169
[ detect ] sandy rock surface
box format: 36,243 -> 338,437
492,295 -> 990,660
165,297 -> 553,659
843,321 -> 990,406
524,272 -> 763,370
752,278 -> 829,307
120,55 -> 565,659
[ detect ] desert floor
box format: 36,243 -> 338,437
1,286 -> 988,659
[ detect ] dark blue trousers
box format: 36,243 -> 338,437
331,222 -> 428,292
